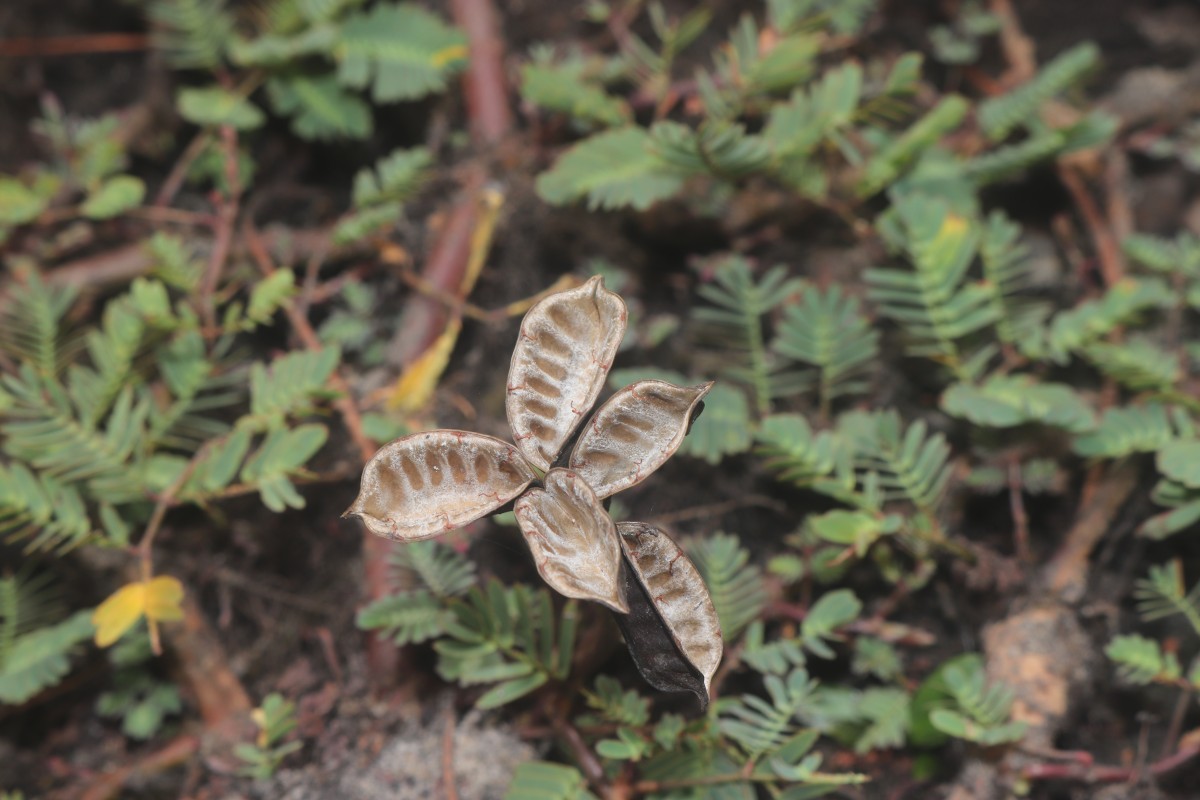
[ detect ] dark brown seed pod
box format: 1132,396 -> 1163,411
514,469 -> 629,614
570,380 -> 713,499
614,522 -> 722,710
345,431 -> 537,541
506,275 -> 627,472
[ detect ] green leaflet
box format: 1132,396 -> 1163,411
941,375 -> 1095,433
537,127 -> 686,211
0,610 -> 94,704
176,86 -> 266,131
336,3 -> 466,102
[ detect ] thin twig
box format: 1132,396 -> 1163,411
0,32 -> 151,57
1058,165 -> 1125,288
553,716 -> 607,794
78,733 -> 199,800
155,130 -> 212,207
136,455 -> 203,655
1023,742 -> 1200,784
198,126 -> 241,332
988,0 -> 1036,86
1008,454 -> 1031,563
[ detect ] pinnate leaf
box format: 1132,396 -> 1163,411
81,176 -> 145,220
536,127 -> 686,210
177,86 -> 266,130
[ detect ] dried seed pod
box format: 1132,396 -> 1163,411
514,469 -> 628,614
507,275 -> 627,471
345,431 -> 537,541
615,522 -> 722,710
570,380 -> 713,499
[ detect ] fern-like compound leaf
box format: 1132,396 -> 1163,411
977,43 -> 1100,140
688,532 -> 767,640
772,284 -> 879,411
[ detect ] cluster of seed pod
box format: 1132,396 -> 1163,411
346,276 -> 722,707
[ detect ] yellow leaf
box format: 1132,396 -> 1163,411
93,582 -> 147,648
144,576 -> 185,623
388,317 -> 462,413
91,575 -> 185,648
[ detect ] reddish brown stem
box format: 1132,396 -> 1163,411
0,33 -> 150,57
198,127 -> 241,331
1024,743 -> 1200,784
388,169 -> 487,368
1008,454 -> 1031,562
1058,165 -> 1125,288
450,0 -> 513,146
78,734 -> 199,800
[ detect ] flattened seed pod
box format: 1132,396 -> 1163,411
507,275 -> 627,471
570,380 -> 713,499
345,431 -> 537,541
514,469 -> 628,613
615,522 -> 722,709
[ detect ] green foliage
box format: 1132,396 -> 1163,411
755,414 -> 851,496
247,348 -> 339,428
431,580 -> 577,709
266,74 -> 373,141
909,654 -> 1024,747
689,533 -> 768,640
1133,561 -> 1200,635
721,669 -> 817,759
867,194 -> 996,380
333,147 -> 431,244
521,57 -> 629,129
693,257 -> 802,415
1073,404 -> 1190,458
801,589 -> 862,659
505,762 -> 594,800
147,0 -> 464,141
0,609 -> 94,704
81,176 -> 147,220
1033,277 -> 1173,363
1106,635 -> 1181,685
236,693 -> 302,779
148,0 -> 234,69
1083,338 -> 1182,393
772,284 -> 879,413
336,3 -> 467,102
977,43 -> 1100,140
176,87 -> 267,131
941,375 -> 1095,433
536,126 -> 687,211
96,636 -> 182,739
840,410 -> 952,514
